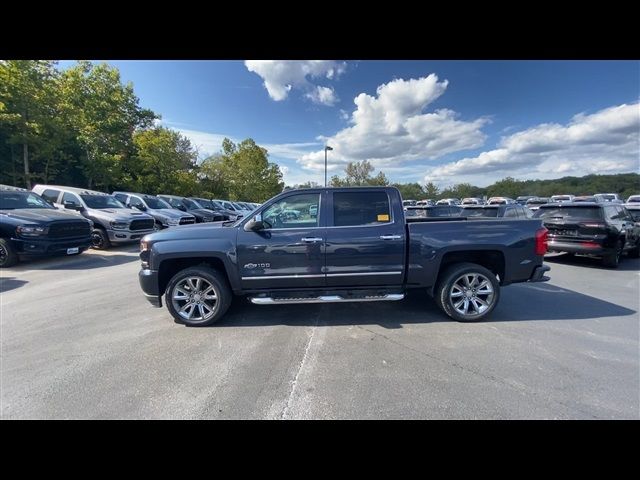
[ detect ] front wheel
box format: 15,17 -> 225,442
165,266 -> 232,326
91,228 -> 111,250
435,263 -> 500,322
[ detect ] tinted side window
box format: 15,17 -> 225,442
333,191 -> 391,227
262,193 -> 320,229
603,206 -> 617,220
129,196 -> 145,209
504,207 -> 518,218
62,192 -> 81,205
41,189 -> 61,204
521,206 -> 533,218
610,206 -> 628,220
113,193 -> 128,204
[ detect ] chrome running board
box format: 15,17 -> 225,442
249,294 -> 405,305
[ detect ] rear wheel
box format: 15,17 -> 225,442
91,228 -> 111,250
0,238 -> 19,268
602,240 -> 623,268
435,263 -> 500,322
165,266 -> 232,326
628,242 -> 640,259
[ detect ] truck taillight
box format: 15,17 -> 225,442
535,227 -> 548,256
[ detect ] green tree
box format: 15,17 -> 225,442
393,182 -> 425,200
486,176 -> 522,198
330,160 -> 389,187
0,60 -> 63,188
125,127 -> 199,194
423,182 -> 440,199
59,61 -> 157,191
211,138 -> 284,202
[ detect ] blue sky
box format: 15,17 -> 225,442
58,60 -> 640,187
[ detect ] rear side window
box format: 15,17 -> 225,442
113,193 -> 128,203
41,189 -> 61,204
333,191 -> 391,227
503,207 -> 517,218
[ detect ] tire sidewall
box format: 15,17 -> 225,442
0,238 -> 18,268
91,228 -> 111,250
165,266 -> 231,326
438,263 -> 500,322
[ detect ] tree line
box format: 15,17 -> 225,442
2,61 -> 637,205
0,60 -> 284,202
313,160 -> 639,201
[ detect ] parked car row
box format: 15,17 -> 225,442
0,182 -> 261,267
403,196 -> 640,268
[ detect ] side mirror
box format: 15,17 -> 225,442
244,214 -> 264,232
177,205 -> 187,212
63,201 -> 83,211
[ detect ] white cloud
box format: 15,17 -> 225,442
177,128 -> 233,159
425,102 -> 640,186
305,85 -> 338,106
298,74 -> 489,172
244,60 -> 346,104
279,165 -> 289,176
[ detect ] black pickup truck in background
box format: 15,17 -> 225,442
138,187 -> 550,326
533,202 -> 640,267
1,185 -> 93,268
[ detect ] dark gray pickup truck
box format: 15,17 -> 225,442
138,187 -> 550,325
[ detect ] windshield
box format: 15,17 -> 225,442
597,194 -> 617,200
552,196 -> 572,201
183,198 -> 201,209
527,200 -> 547,205
80,194 -> 124,209
0,191 -> 54,210
628,197 -> 640,203
232,202 -> 246,210
144,197 -> 171,209
211,200 -> 224,209
628,210 -> 640,222
533,207 -> 603,220
196,199 -> 214,209
464,208 -> 498,217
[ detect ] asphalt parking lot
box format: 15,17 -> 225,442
1,247 -> 638,419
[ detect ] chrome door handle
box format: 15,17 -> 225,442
301,237 -> 323,243
380,235 -> 402,240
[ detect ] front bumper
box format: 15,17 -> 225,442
12,236 -> 92,256
139,268 -> 162,307
107,229 -> 155,243
529,264 -> 551,282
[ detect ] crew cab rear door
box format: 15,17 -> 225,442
324,189 -> 405,287
236,191 -> 326,289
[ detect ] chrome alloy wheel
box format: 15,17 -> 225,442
171,276 -> 220,322
449,272 -> 495,317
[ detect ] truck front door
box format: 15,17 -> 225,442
237,192 -> 326,289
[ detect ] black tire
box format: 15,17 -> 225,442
602,240 -> 623,268
165,266 -> 232,326
91,228 -> 111,250
0,238 -> 19,268
435,262 -> 500,322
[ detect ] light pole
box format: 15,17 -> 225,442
324,145 -> 333,187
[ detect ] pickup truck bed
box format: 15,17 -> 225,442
138,187 -> 550,326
